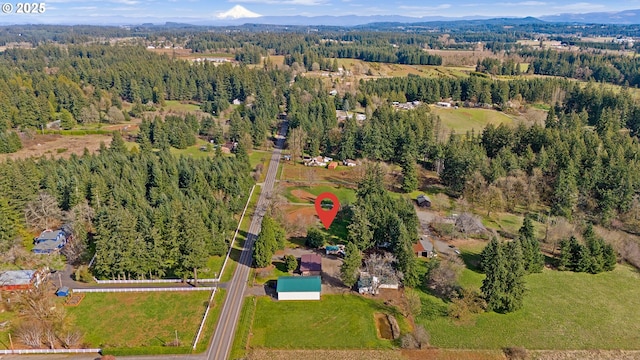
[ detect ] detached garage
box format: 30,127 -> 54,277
276,276 -> 321,301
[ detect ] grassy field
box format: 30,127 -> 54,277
198,255 -> 225,279
68,292 -> 209,352
163,100 -> 202,112
283,184 -> 357,205
194,288 -> 226,353
169,138 -> 217,159
418,265 -> 640,350
431,106 -> 514,134
245,294 -> 403,350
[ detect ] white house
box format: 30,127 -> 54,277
277,276 -> 321,300
437,102 -> 452,108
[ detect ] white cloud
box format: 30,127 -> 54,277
399,4 -> 451,10
229,0 -> 327,5
71,6 -> 99,10
552,2 -> 606,11
499,1 -> 546,5
110,0 -> 141,4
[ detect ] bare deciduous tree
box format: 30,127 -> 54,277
363,253 -> 398,295
58,330 -> 82,349
15,321 -> 43,348
24,192 -> 62,231
427,260 -> 462,299
287,127 -> 307,164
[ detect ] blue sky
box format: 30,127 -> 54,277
2,0 -> 640,23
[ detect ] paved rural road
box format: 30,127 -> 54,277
206,121 -> 288,360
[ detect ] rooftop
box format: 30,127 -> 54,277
37,229 -> 64,241
277,276 -> 321,293
300,254 -> 322,272
0,270 -> 35,286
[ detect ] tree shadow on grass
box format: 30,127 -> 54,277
460,250 -> 483,273
544,254 -> 558,268
273,261 -> 288,273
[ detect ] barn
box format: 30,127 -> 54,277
276,276 -> 321,300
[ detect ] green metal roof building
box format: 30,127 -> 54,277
276,276 -> 321,300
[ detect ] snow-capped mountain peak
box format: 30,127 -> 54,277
216,5 -> 262,19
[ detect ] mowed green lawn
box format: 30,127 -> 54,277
249,294 -> 401,349
431,107 -> 513,133
284,185 -> 356,205
419,265 -> 640,349
68,292 -> 209,350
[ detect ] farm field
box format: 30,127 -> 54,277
241,294 -> 405,350
431,106 -> 514,134
418,265 -> 640,350
67,292 -> 209,353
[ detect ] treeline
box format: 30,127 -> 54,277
0,134 -> 253,280
187,31 -> 442,66
519,49 -> 640,86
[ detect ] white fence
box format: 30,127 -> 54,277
94,278 -> 217,284
74,286 -> 216,293
192,288 -> 217,350
0,348 -> 101,354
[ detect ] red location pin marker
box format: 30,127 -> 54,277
315,192 -> 340,229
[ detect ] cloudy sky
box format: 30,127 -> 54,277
1,0 -> 640,23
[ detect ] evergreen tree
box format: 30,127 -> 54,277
254,215 -> 278,268
518,216 -> 544,273
481,238 -> 507,312
558,238 -> 573,271
347,206 -> 373,251
401,158 -> 418,193
340,242 -> 362,288
502,240 -> 526,312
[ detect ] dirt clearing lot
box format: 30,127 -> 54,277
0,134 -> 112,161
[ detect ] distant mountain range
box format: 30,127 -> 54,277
540,9 -> 640,24
3,5 -> 640,26
204,6 -> 640,26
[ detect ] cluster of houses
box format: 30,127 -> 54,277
336,110 -> 367,122
0,227 -> 72,293
392,100 -> 422,110
302,155 -> 357,168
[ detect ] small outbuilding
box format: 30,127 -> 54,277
327,161 -> 338,170
56,286 -> 70,297
414,237 -> 435,258
416,194 -> 431,207
277,276 -> 321,300
300,254 -> 322,276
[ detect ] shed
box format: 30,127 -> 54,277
300,254 -> 322,276
414,237 -> 435,258
56,287 -> 70,297
416,194 -> 431,207
327,161 -> 338,170
277,276 -> 321,300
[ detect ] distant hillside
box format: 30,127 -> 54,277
541,9 -> 640,24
